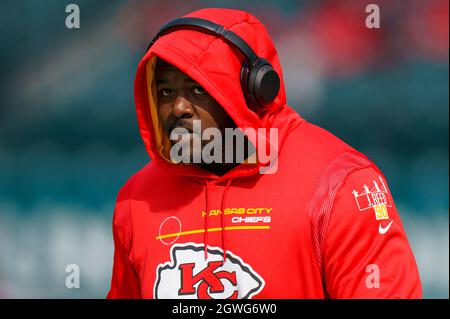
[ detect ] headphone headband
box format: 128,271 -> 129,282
147,17 -> 259,64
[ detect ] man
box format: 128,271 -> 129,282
107,8 -> 422,298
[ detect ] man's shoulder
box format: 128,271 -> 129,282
116,161 -> 162,202
283,120 -> 359,164
290,120 -> 353,151
280,119 -> 378,180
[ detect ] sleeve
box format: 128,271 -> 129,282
322,166 -> 422,298
106,187 -> 142,299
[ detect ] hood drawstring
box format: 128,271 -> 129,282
203,178 -> 233,261
220,179 -> 232,261
203,180 -> 211,260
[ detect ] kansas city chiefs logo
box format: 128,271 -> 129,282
154,243 -> 265,299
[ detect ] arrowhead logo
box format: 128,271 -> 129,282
154,243 -> 265,299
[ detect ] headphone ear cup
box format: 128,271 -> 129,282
253,64 -> 280,106
241,59 -> 280,112
240,60 -> 256,110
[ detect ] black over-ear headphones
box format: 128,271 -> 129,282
146,17 -> 280,111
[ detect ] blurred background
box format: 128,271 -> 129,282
0,0 -> 448,298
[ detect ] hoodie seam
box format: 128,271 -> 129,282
305,150 -> 373,292
127,199 -> 134,263
123,174 -> 138,266
126,176 -> 144,291
193,20 -> 265,65
319,164 -> 373,297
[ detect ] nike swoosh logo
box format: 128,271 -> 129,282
378,220 -> 394,234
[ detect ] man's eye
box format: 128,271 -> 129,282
159,88 -> 172,97
192,86 -> 206,95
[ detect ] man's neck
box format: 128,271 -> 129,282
198,162 -> 241,177
193,134 -> 256,176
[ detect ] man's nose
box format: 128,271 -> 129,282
172,95 -> 194,118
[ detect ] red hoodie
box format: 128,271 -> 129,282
107,8 -> 422,299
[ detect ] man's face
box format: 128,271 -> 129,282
155,58 -> 236,160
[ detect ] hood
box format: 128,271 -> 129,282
134,8 -> 303,182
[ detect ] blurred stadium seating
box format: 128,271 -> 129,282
0,0 -> 448,298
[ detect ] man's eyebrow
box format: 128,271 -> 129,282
156,78 -> 199,85
156,78 -> 168,85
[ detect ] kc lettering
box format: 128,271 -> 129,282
179,261 -> 238,299
154,243 -> 265,299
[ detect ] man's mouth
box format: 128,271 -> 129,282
172,126 -> 193,133
169,120 -> 195,135
168,121 -> 196,145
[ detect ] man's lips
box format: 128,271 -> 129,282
172,126 -> 193,133
169,125 -> 197,144
169,120 -> 194,134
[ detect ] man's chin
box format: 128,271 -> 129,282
169,137 -> 204,164
170,132 -> 198,145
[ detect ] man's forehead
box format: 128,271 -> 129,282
155,58 -> 187,75
156,58 -> 177,70
155,59 -> 196,82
